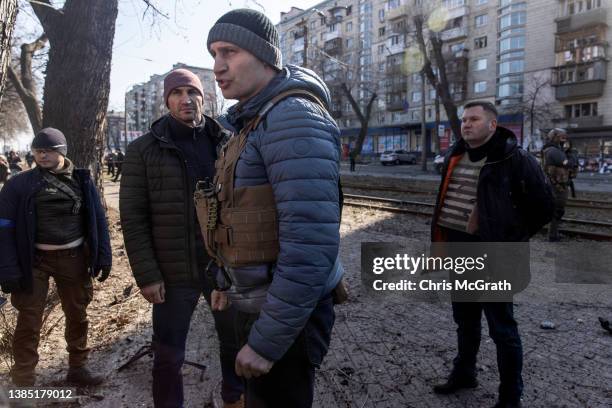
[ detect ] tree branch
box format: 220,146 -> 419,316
20,33 -> 47,92
7,65 -> 42,133
29,0 -> 63,39
141,0 -> 169,19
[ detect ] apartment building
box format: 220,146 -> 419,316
125,63 -> 217,135
277,0 -> 612,158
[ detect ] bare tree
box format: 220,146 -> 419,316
0,0 -> 18,106
310,41 -> 380,161
385,1 -> 468,158
520,74 -> 559,148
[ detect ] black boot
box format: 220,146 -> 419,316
433,375 -> 478,394
66,366 -> 104,386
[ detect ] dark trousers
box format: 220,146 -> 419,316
10,246 -> 92,385
349,159 -> 356,172
112,164 -> 122,182
152,275 -> 244,408
451,301 -> 523,403
238,295 -> 335,408
106,162 -> 115,176
549,188 -> 567,241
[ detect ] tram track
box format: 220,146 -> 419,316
343,193 -> 612,241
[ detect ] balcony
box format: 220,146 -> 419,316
554,81 -> 605,100
386,63 -> 404,76
552,60 -> 607,100
446,5 -> 469,20
324,37 -> 343,55
387,6 -> 407,21
556,8 -> 608,34
440,26 -> 468,41
324,30 -> 341,41
555,115 -> 604,128
387,42 -> 404,55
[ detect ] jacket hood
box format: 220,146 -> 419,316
542,141 -> 562,151
223,64 -> 332,129
448,126 -> 518,163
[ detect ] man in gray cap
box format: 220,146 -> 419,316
205,8 -> 343,408
120,68 -> 244,408
0,127 -> 112,387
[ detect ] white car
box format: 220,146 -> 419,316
380,150 -> 417,166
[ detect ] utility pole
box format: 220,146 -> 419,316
420,70 -> 427,171
124,90 -> 129,151
303,23 -> 308,68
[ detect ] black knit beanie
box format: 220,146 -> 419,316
207,8 -> 282,71
32,127 -> 68,156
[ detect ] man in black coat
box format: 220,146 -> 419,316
431,101 -> 554,408
120,69 -> 243,408
0,128 -> 112,387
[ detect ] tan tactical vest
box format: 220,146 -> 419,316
194,89 -> 326,268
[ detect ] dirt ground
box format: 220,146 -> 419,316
0,181 -> 610,408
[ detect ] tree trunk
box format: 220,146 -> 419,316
0,0 -> 17,106
32,0 -> 118,188
342,82 -> 377,159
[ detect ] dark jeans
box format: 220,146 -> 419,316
152,273 -> 244,408
451,301 -> 523,403
237,295 -> 335,408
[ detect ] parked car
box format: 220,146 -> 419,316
434,153 -> 445,174
380,149 -> 417,165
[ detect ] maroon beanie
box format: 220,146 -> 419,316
163,69 -> 204,107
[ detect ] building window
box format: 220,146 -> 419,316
442,0 -> 465,8
474,81 -> 487,93
474,36 -> 487,49
497,82 -> 523,98
565,102 -> 598,118
412,91 -> 422,102
500,11 -> 526,30
499,60 -> 524,75
475,58 -> 487,70
379,62 -> 385,72
346,38 -> 353,48
387,0 -> 400,9
390,35 -> 400,45
346,22 -> 353,32
379,27 -> 386,37
475,14 -> 487,27
378,44 -> 385,54
379,9 -> 385,22
429,89 -> 436,100
427,108 -> 432,119
476,0 -> 488,4
310,21 -> 316,29
499,36 -> 525,53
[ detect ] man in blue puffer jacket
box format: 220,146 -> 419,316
0,128 -> 112,387
207,9 -> 342,407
